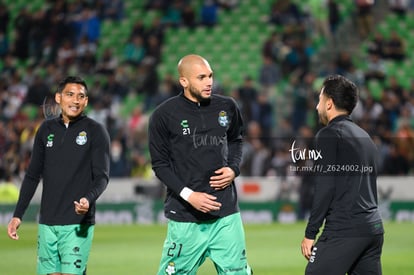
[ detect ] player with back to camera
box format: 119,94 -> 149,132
7,76 -> 111,275
301,75 -> 384,274
148,54 -> 253,274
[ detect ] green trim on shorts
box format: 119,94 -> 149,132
157,213 -> 252,275
37,224 -> 94,275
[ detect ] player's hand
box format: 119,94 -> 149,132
7,217 -> 21,240
209,167 -> 235,190
301,237 -> 314,260
74,197 -> 90,215
187,192 -> 222,213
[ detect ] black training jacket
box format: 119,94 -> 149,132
149,93 -> 243,222
13,114 -> 110,225
305,115 -> 384,239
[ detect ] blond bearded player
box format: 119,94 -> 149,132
149,54 -> 253,274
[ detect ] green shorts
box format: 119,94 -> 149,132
157,213 -> 252,275
37,224 -> 94,275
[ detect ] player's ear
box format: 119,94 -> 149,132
326,97 -> 333,110
179,76 -> 188,88
55,93 -> 62,104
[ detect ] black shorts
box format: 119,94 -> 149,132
305,234 -> 383,275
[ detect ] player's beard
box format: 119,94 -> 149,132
189,85 -> 211,104
318,109 -> 329,125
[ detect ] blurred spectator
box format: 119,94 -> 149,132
129,19 -> 147,40
136,58 -> 159,111
385,30 -> 405,61
240,121 -> 271,176
1,54 -> 16,78
394,108 -> 414,165
269,0 -> 303,26
76,36 -> 97,62
282,36 -> 313,78
88,100 -> 110,127
101,0 -> 124,21
110,137 -> 130,177
29,9 -> 48,64
71,5 -> 101,45
0,2 -> 10,58
76,43 -> 97,73
56,39 -> 75,69
102,73 -> 128,101
295,125 -> 316,220
335,51 -> 354,75
161,0 -> 182,28
380,89 -> 401,132
146,16 -> 165,44
127,104 -> 147,135
253,92 -> 274,143
159,72 -> 182,97
236,76 -> 258,123
153,75 -> 178,107
265,147 -> 290,178
262,31 -> 291,64
200,0 -> 218,28
290,72 -> 315,133
0,30 -> 8,57
181,3 -> 197,29
364,54 -> 387,82
124,35 -> 146,66
87,79 -> 104,106
126,103 -> 150,178
328,0 -> 341,40
44,1 -> 69,60
344,64 -> 366,88
145,35 -> 162,65
308,0 -> 330,40
0,2 -> 9,34
23,74 -> 52,107
13,7 -> 31,60
5,73 -> 28,119
367,31 -> 387,58
355,0 -> 375,38
385,75 -> 405,104
381,142 -> 410,174
388,0 -> 409,16
96,48 -> 118,75
258,55 -> 281,95
359,95 -> 384,132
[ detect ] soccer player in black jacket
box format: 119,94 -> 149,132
301,75 -> 384,274
149,54 -> 252,274
7,76 -> 110,275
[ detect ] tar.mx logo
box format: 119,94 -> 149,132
289,140 -> 322,163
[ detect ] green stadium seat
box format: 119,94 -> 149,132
367,80 -> 383,101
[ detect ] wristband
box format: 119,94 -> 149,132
179,187 -> 194,201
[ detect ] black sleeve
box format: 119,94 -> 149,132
84,122 -> 111,204
305,127 -> 338,239
149,109 -> 187,195
13,123 -> 45,219
226,98 -> 243,177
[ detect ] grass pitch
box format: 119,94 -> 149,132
1,222 -> 413,274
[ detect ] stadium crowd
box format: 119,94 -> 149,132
0,0 -> 413,188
